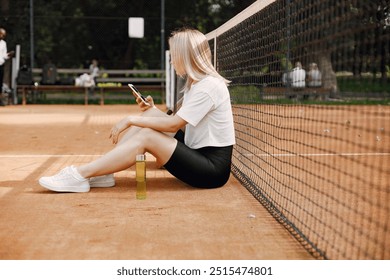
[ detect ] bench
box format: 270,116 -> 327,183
96,85 -> 163,105
17,84 -> 163,106
29,68 -> 165,84
263,86 -> 330,99
96,69 -> 165,84
16,68 -> 165,105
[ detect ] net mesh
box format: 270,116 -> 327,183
204,0 -> 389,259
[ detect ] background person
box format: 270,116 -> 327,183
0,28 -> 15,105
290,61 -> 306,88
288,61 -> 306,99
89,59 -> 99,84
38,27 -> 236,192
307,62 -> 322,87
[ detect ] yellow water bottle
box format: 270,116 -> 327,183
136,154 -> 146,199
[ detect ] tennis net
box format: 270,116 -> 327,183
202,0 -> 389,259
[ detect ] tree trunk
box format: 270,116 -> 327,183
318,51 -> 338,98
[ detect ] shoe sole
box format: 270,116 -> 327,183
89,182 -> 115,188
39,179 -> 90,193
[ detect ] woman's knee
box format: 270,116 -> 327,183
119,127 -> 176,164
137,127 -> 156,142
134,128 -> 170,149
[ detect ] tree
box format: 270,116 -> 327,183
1,0 -> 256,69
285,0 -> 389,95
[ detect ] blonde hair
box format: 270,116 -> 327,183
169,28 -> 230,92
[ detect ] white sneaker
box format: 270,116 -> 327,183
39,166 -> 90,193
89,174 -> 115,187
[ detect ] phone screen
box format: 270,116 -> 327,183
128,84 -> 150,105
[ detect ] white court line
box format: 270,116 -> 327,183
0,154 -> 156,159
241,153 -> 390,157
0,155 -> 103,158
0,153 -> 389,158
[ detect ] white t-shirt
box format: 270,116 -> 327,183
176,75 -> 236,149
0,40 -> 8,66
307,69 -> 322,87
290,67 -> 306,88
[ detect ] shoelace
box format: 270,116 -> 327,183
53,167 -> 73,180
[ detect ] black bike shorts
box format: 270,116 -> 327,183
164,130 -> 233,188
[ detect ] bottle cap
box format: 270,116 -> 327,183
136,154 -> 145,161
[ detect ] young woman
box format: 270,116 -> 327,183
39,28 -> 235,192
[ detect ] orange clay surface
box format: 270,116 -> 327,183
0,105 -> 313,260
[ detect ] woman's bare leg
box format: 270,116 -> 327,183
77,127 -> 177,178
117,107 -> 174,146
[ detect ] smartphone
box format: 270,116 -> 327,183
128,84 -> 150,106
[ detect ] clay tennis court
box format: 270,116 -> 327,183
232,104 -> 390,259
0,104 -> 313,260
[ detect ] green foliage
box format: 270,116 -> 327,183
2,0 -> 256,69
229,85 -> 262,104
338,76 -> 390,93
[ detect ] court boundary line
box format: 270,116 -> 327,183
241,152 -> 390,157
0,155 -> 104,158
1,152 -> 389,158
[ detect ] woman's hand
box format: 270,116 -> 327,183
136,95 -> 155,112
109,117 -> 131,144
